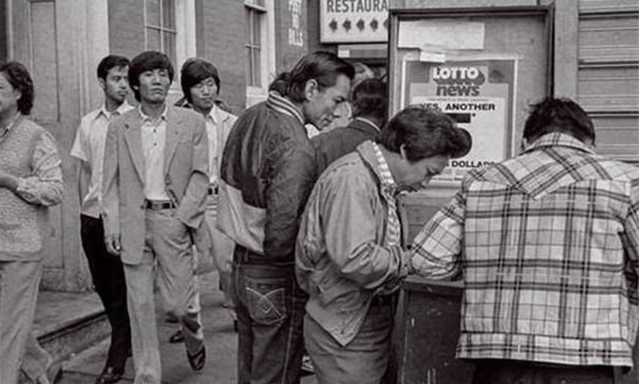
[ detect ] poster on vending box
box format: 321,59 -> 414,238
401,59 -> 516,184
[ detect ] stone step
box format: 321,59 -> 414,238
29,290 -> 109,374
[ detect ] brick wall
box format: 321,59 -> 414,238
198,0 -> 246,113
275,0 -> 309,74
107,0 -> 145,60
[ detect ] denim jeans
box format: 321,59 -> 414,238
231,246 -> 307,384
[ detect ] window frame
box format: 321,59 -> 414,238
244,0 -> 275,107
143,0 -> 196,101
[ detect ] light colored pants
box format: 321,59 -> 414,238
176,194 -> 235,335
304,303 -> 394,384
124,209 -> 203,384
0,259 -> 42,384
20,332 -> 52,382
204,193 -> 235,311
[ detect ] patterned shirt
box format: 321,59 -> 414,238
411,133 -> 639,367
372,142 -> 401,247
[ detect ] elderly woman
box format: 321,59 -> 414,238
0,61 -> 63,384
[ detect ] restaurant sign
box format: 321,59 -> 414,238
320,0 -> 389,43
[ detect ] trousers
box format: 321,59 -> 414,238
124,208 -> 203,384
80,214 -> 131,371
232,246 -> 307,384
0,258 -> 42,384
304,302 -> 394,384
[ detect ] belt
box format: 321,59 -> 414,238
233,245 -> 295,267
370,294 -> 393,307
208,185 -> 219,195
145,200 -> 176,210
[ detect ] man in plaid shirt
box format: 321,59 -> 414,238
410,97 -> 638,383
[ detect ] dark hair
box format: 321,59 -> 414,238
351,78 -> 388,123
268,71 -> 289,94
97,55 -> 130,80
128,51 -> 174,101
377,106 -> 472,161
0,61 -> 34,115
523,97 -> 595,144
276,51 -> 355,103
180,58 -> 221,103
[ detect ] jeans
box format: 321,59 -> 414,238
232,246 -> 307,384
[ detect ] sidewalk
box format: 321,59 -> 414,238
55,271 -> 318,384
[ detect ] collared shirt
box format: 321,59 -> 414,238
411,132 -> 639,367
139,106 -> 170,201
204,107 -> 220,184
371,142 -> 400,247
203,104 -> 237,185
71,102 -> 133,217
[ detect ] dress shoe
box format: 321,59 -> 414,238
187,345 -> 206,371
95,366 -> 123,384
169,329 -> 184,343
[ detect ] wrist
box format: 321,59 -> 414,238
0,174 -> 19,192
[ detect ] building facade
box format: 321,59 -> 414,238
0,0 -> 309,291
309,0 -> 638,163
0,0 -> 637,291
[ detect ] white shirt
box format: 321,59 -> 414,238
139,106 -> 170,201
70,102 -> 133,218
202,104 -> 237,185
204,106 -> 221,185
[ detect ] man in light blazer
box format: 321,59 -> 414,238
102,51 -> 209,384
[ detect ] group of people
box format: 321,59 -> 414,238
0,47 -> 636,384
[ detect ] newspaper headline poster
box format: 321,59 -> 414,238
402,59 -> 516,183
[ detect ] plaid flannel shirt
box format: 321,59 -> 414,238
411,133 -> 639,367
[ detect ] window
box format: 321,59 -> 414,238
245,0 -> 275,106
145,0 -> 177,66
245,1 -> 265,88
143,0 -> 195,102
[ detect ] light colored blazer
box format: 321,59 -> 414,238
102,105 -> 209,265
212,106 -> 237,177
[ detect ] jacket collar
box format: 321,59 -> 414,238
351,117 -> 380,133
355,140 -> 397,192
122,105 -> 184,182
266,91 -> 305,125
522,132 -> 596,155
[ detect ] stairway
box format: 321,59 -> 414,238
18,290 -> 109,383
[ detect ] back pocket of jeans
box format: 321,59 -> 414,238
245,276 -> 287,325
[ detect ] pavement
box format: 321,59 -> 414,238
52,270 -> 318,384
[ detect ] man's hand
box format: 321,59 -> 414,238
0,170 -> 19,191
105,233 -> 122,256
